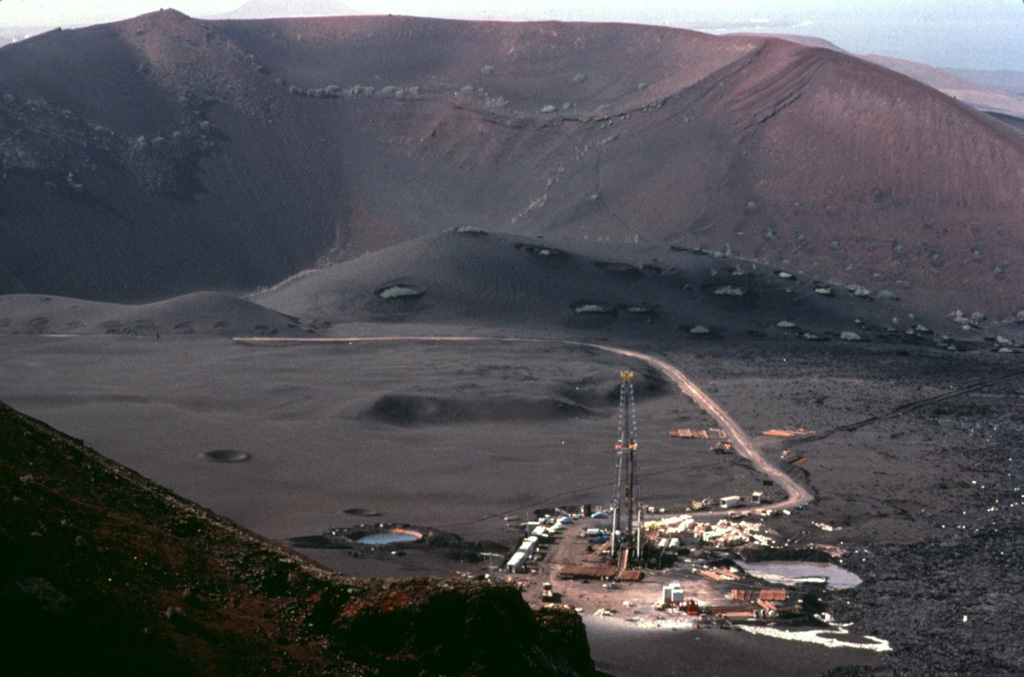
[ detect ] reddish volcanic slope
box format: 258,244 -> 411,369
1,11 -> 1023,317
0,399 -> 596,675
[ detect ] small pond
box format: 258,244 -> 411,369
738,561 -> 862,589
357,530 -> 422,545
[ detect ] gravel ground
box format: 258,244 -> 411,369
823,409 -> 1024,675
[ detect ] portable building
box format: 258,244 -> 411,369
720,495 -> 742,509
662,583 -> 684,604
506,551 -> 526,573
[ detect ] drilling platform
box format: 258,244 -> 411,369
611,369 -> 642,568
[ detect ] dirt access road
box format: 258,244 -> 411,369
235,335 -> 814,516
597,344 -> 814,515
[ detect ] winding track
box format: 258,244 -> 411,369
594,344 -> 813,514
235,335 -> 813,515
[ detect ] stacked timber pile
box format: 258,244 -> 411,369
647,515 -> 779,549
762,428 -> 813,437
667,428 -> 727,439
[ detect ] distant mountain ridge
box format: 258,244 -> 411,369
949,68 -> 1024,96
1,12 -> 1023,318
862,54 -> 1024,118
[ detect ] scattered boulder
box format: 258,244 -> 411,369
572,302 -> 615,315
376,284 -> 426,300
453,226 -> 487,236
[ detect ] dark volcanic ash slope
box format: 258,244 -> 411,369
0,291 -> 305,336
1,13 -> 1023,318
255,229 -> 986,352
0,399 -> 595,676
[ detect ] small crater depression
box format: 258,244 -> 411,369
368,394 -> 468,425
202,449 -> 252,463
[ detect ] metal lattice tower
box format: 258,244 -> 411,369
611,370 -> 642,563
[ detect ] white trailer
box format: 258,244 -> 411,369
505,550 -> 527,573
720,495 -> 742,509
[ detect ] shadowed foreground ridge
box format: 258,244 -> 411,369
0,400 -> 595,676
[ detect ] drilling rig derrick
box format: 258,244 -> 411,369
611,370 -> 642,565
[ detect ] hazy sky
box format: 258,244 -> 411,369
0,0 -> 1021,70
